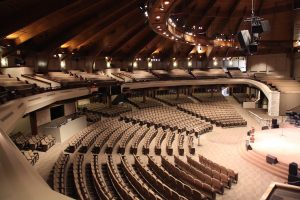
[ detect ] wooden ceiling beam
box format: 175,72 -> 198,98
88,12 -> 145,57
125,31 -> 157,58
5,0 -> 103,45
136,35 -> 162,57
61,0 -> 137,50
0,0 -> 75,37
218,0 -> 241,34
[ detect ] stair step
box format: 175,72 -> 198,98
238,143 -> 288,180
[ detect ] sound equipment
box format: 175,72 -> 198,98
266,154 -> 278,164
248,43 -> 258,54
272,118 -> 278,125
289,162 -> 298,176
238,30 -> 251,49
252,20 -> 270,33
288,175 -> 300,186
262,126 -> 269,130
271,124 -> 279,129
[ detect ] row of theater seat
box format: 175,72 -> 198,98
178,100 -> 247,128
154,128 -> 166,155
155,94 -> 193,106
52,153 -> 69,194
162,156 -> 216,199
12,133 -> 55,152
79,102 -> 132,117
21,150 -> 39,165
120,107 -> 213,136
148,155 -> 206,200
134,155 -> 188,200
142,127 -> 157,154
128,96 -> 162,109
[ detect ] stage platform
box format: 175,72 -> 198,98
251,128 -> 300,165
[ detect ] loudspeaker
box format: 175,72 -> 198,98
288,174 -> 300,186
252,20 -> 270,33
248,43 -> 258,54
271,124 -> 279,129
272,118 -> 277,125
289,162 -> 298,176
266,154 -> 278,164
238,30 -> 251,49
261,20 -> 271,32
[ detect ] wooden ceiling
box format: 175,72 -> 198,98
0,0 -> 295,60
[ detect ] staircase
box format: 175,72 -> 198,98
238,142 -> 289,180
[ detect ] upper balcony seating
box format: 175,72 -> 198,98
191,69 -> 227,79
69,71 -> 116,84
113,70 -> 158,82
151,69 -> 193,80
0,75 -> 39,99
254,73 -> 300,93
37,72 -> 87,88
227,68 -> 249,78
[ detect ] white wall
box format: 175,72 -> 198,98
9,115 -> 31,136
36,108 -> 51,126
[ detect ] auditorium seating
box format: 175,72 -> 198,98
188,135 -> 195,155
142,127 -> 157,154
69,71 -> 116,84
21,150 -> 39,165
151,69 -> 193,80
90,155 -> 114,199
227,68 -> 249,78
78,102 -> 132,117
147,155 -> 206,200
107,155 -> 140,199
11,133 -> 55,152
155,94 -> 194,106
130,125 -> 149,154
191,69 -> 227,79
0,75 -> 39,99
198,154 -> 238,183
128,96 -> 162,109
174,155 -> 225,194
161,155 -> 216,200
118,123 -> 140,154
120,156 -> 163,200
154,128 -> 166,155
178,94 -> 247,128
232,93 -> 253,103
37,72 -> 87,88
105,122 -> 131,154
178,133 -> 185,156
73,154 -> 89,200
112,70 -> 158,82
120,107 -> 213,136
186,156 -> 232,188
52,153 -> 69,194
166,130 -> 176,155
134,155 -> 187,200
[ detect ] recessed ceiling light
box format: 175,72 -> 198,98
164,1 -> 170,5
156,16 -> 161,19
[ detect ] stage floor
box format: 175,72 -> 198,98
251,128 -> 300,165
